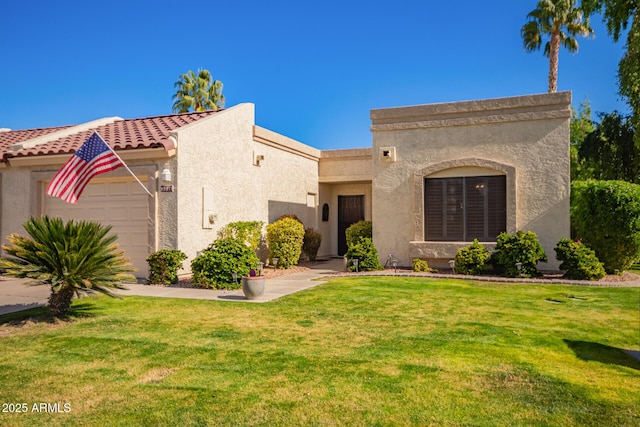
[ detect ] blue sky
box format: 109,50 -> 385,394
1,1 -> 629,149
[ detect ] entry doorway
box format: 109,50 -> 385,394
337,195 -> 365,255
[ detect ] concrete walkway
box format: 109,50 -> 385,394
0,258 -> 345,315
117,258 -> 344,303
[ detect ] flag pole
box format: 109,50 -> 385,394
94,131 -> 154,198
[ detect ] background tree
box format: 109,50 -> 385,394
581,1 -> 639,147
0,216 -> 134,316
570,98 -> 595,180
522,0 -> 594,92
172,68 -> 225,113
578,111 -> 638,182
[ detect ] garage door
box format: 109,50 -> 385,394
45,177 -> 150,278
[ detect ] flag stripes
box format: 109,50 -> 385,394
46,132 -> 124,204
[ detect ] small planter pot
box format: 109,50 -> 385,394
241,276 -> 266,300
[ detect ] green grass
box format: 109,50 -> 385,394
1,277 -> 639,426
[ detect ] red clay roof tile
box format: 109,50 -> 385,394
1,110 -> 220,162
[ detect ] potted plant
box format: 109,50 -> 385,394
242,262 -> 266,300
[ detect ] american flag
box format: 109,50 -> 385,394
46,132 -> 124,204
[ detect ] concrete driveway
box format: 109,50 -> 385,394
0,277 -> 50,315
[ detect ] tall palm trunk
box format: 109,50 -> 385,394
548,31 -> 561,93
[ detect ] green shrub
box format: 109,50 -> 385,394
302,227 -> 322,261
278,214 -> 303,223
455,239 -> 490,275
146,249 -> 187,285
218,221 -> 264,250
490,230 -> 548,278
554,238 -> 606,281
345,220 -> 372,248
412,258 -> 433,272
266,217 -> 305,269
572,180 -> 640,274
345,237 -> 383,272
191,237 -> 259,289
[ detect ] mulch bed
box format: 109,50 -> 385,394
152,261 -> 640,288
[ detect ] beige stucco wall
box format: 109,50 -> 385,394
319,148 -> 372,183
370,92 -> 572,270
317,149 -> 373,256
317,182 -> 373,256
171,103 -> 321,269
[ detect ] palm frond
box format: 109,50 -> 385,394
1,216 -> 134,300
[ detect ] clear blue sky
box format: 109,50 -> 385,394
1,1 -> 629,149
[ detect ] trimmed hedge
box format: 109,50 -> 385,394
218,221 -> 264,250
303,227 -> 322,261
345,237 -> 383,272
554,238 -> 606,281
345,221 -> 372,248
572,180 -> 640,274
146,249 -> 187,285
412,258 -> 433,272
191,238 -> 259,289
491,230 -> 547,278
266,217 -> 305,269
455,239 -> 490,275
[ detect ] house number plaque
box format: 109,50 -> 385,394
160,185 -> 175,193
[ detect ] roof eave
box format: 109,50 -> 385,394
5,147 -> 173,167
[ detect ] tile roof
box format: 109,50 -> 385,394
0,125 -> 74,160
1,110 -> 220,162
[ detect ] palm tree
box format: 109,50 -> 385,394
521,0 -> 594,92
172,68 -> 225,113
0,216 -> 135,316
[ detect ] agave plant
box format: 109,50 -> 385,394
0,216 -> 135,316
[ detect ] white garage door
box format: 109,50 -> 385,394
45,177 -> 149,278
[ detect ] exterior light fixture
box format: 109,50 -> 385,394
160,168 -> 172,182
232,271 -> 238,285
353,258 -> 359,272
257,262 -> 264,276
272,258 -> 279,270
515,262 -> 523,277
448,260 -> 456,274
391,259 -> 398,273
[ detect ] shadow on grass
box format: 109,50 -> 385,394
0,302 -> 98,327
564,339 -> 640,371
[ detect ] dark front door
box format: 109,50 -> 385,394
338,195 -> 365,255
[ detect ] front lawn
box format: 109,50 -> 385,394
0,277 -> 638,426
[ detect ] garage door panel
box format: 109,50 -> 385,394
44,179 -> 149,278
84,183 -> 106,196
108,181 -> 130,195
106,207 -> 130,221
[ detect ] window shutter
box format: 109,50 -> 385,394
425,175 -> 506,242
425,178 -> 463,241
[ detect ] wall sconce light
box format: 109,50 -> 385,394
160,168 -> 172,182
254,153 -> 265,166
322,203 -> 329,221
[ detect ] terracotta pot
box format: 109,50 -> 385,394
241,276 -> 266,300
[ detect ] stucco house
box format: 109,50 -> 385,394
0,92 -> 570,277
